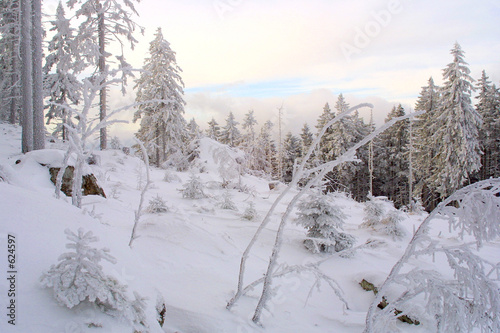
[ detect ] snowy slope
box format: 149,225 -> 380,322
0,122 -> 498,333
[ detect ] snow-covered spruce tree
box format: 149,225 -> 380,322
475,70 -> 500,180
295,189 -> 355,254
206,117 -> 221,141
242,109 -> 257,142
242,201 -> 257,221
43,2 -> 84,141
427,43 -> 482,200
254,120 -> 278,178
315,102 -> 335,163
282,132 -> 302,183
40,228 -> 148,330
300,123 -> 314,155
147,194 -> 169,214
220,111 -> 241,147
350,110 -> 373,201
219,191 -> 237,210
413,76 -> 441,210
0,0 -> 20,124
180,174 -> 206,199
373,104 -> 410,208
134,27 -> 188,168
241,110 -> 259,171
67,0 -> 143,150
360,195 -> 386,229
364,179 -> 500,333
328,94 -> 359,194
187,117 -> 202,142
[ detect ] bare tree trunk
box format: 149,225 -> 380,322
98,6 -> 107,150
32,0 -> 44,150
20,0 -> 33,153
9,48 -> 18,125
156,124 -> 161,167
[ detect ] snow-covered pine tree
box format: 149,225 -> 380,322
373,104 -> 410,208
67,0 -> 143,150
0,0 -> 20,124
427,43 -> 482,199
295,189 -> 355,254
413,77 -> 441,210
282,132 -> 302,183
43,2 -> 83,141
475,70 -> 500,180
220,111 -> 241,147
134,27 -> 187,168
206,117 -> 221,141
40,228 -> 148,330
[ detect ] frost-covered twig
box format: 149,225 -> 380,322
129,138 -> 151,248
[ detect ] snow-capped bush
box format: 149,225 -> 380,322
156,294 -> 167,327
379,210 -> 407,240
163,169 -> 180,183
219,191 -> 237,210
295,190 -> 355,254
360,196 -> 407,239
360,196 -> 386,228
147,194 -> 169,214
242,201 -> 257,221
180,174 -> 206,199
40,228 -> 148,330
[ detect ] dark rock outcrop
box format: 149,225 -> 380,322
49,166 -> 106,198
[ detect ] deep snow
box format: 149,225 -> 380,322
0,123 -> 498,333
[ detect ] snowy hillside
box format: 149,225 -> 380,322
0,122 -> 498,333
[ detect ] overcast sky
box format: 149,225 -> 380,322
44,0 -> 500,140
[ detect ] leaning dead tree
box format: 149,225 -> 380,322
227,102 -> 421,325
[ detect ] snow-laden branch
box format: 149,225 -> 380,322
364,178 -> 500,333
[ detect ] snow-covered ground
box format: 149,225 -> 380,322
0,122 -> 498,333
